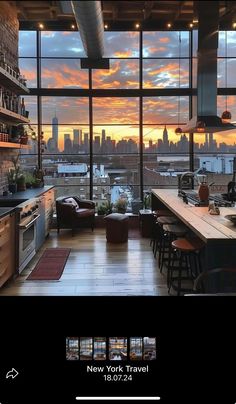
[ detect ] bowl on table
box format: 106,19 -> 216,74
224,214 -> 236,225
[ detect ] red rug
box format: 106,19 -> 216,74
27,248 -> 70,280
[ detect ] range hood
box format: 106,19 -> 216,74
183,115 -> 236,133
183,1 -> 236,133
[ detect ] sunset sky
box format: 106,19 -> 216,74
19,30 -> 236,151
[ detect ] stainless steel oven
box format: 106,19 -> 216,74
18,199 -> 40,274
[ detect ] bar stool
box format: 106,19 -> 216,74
155,215 -> 180,267
169,237 -> 205,296
162,224 -> 189,284
150,209 -> 174,251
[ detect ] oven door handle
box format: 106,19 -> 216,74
19,214 -> 40,229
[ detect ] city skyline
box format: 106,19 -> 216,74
45,114 -> 236,154
23,94 -> 236,149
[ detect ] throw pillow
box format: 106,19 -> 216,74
64,197 -> 79,209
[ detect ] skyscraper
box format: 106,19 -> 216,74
52,114 -> 58,152
209,133 -> 213,150
101,129 -> 106,153
94,136 -> 100,153
64,134 -> 72,153
204,133 -> 209,150
84,133 -> 89,153
101,129 -> 106,144
73,129 -> 81,146
73,129 -> 81,152
162,125 -> 169,151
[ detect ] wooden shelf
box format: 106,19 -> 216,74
0,106 -> 30,124
0,141 -> 29,149
0,66 -> 30,95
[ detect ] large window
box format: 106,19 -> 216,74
19,29 -> 236,208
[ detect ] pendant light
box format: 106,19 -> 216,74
175,32 -> 182,134
221,31 -> 232,123
196,120 -> 206,133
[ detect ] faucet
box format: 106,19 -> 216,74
179,172 -> 195,191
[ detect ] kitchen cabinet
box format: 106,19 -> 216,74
0,212 -> 15,287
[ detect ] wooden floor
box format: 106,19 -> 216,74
0,228 -> 169,296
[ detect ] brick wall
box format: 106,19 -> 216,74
0,1 -> 19,194
0,150 -> 17,195
0,1 -> 19,66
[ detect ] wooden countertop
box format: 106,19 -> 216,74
152,189 -> 236,242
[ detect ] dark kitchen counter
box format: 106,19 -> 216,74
0,186 -> 54,206
0,207 -> 16,219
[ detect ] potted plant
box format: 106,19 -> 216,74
33,166 -> 44,187
143,192 -> 151,211
16,174 -> 26,192
7,169 -> 17,193
7,155 -> 20,193
24,172 -> 35,188
97,203 -> 107,216
104,200 -> 113,215
115,197 -> 128,213
97,201 -> 113,216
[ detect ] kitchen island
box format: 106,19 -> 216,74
152,189 -> 236,270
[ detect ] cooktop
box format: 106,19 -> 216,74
178,190 -> 234,207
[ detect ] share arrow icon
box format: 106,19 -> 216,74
6,368 -> 19,379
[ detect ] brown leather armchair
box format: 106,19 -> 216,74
56,196 -> 95,236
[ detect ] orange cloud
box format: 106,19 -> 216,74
159,37 -> 170,43
41,64 -> 88,88
114,50 -> 133,57
125,61 -> 139,70
92,60 -> 139,89
92,61 -> 121,80
147,46 -> 166,54
126,80 -> 139,86
143,99 -> 175,110
93,97 -> 139,124
143,81 -> 155,89
94,80 -> 122,89
147,62 -> 179,76
20,69 -> 37,81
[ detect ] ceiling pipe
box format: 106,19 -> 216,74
70,0 -> 104,59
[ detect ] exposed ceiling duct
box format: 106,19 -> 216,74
70,0 -> 104,59
183,1 -> 235,133
60,1 -> 73,14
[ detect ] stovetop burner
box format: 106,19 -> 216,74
179,190 -> 234,207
